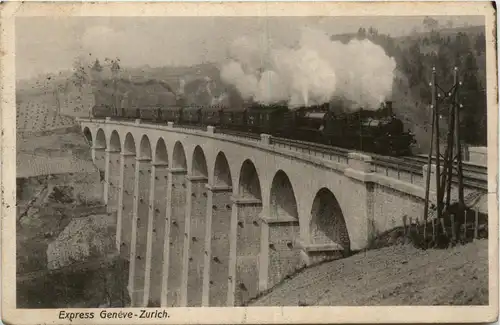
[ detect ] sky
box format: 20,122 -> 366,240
15,15 -> 485,80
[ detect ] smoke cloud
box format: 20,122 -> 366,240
220,27 -> 397,110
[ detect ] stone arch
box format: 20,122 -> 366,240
109,130 -> 121,152
310,188 -> 350,251
95,128 -> 106,149
238,159 -> 262,200
270,170 -> 298,220
139,134 -> 152,160
83,127 -> 92,146
213,152 -> 232,187
154,138 -> 169,165
172,141 -> 187,169
124,132 -> 136,155
192,145 -> 208,177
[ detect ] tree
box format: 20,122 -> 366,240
71,57 -> 90,87
454,32 -> 471,56
460,53 -> 485,144
368,26 -> 378,37
91,59 -> 103,72
423,16 -> 439,31
474,32 -> 486,55
357,27 -> 366,39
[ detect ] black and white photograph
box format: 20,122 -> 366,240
1,2 -> 498,324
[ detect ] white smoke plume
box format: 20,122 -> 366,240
220,27 -> 397,110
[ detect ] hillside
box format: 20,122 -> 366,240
16,127 -> 129,308
17,24 -> 486,149
332,24 -> 487,150
250,240 -> 488,306
16,89 -> 76,133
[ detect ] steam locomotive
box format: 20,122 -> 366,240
91,78 -> 416,156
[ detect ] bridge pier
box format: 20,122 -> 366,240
204,184 -> 233,307
128,158 -> 152,307
160,168 -> 174,307
201,185 -> 213,306
91,146 -> 106,170
144,163 -> 169,307
105,149 -> 121,213
118,153 -> 136,257
183,175 -> 208,307
165,168 -> 187,307
229,197 -> 262,306
258,216 -> 302,291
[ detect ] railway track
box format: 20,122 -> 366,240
371,154 -> 488,190
105,118 -> 488,190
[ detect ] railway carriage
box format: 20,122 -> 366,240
220,106 -> 247,130
91,77 -> 416,156
201,105 -> 223,127
183,105 -> 203,125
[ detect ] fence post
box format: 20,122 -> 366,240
474,209 -> 479,239
440,218 -> 447,237
450,214 -> 456,242
463,209 -> 467,239
432,218 -> 436,242
260,134 -> 271,145
402,215 -> 407,236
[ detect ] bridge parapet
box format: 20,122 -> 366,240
347,152 -> 373,173
468,146 -> 487,166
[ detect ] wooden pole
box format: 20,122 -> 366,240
432,217 -> 436,243
451,214 -> 456,243
474,209 -> 479,239
454,67 -> 465,208
423,70 -> 437,244
463,209 -> 467,239
434,68 -> 442,223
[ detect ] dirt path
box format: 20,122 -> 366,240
250,240 -> 488,306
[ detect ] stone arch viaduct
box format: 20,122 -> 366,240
78,117 -> 485,308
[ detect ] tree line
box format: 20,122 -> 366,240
356,22 -> 487,146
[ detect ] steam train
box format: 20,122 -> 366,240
91,78 -> 416,156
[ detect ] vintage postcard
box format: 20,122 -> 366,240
1,1 -> 498,324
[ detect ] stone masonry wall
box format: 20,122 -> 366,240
94,149 -> 106,172
235,203 -> 262,305
148,165 -> 168,306
132,160 -> 151,305
166,171 -> 187,307
208,189 -> 232,306
372,184 -> 424,234
187,179 -> 208,306
267,221 -> 302,289
107,152 -> 121,213
120,156 -> 135,258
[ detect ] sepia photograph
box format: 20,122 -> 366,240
1,2 -> 498,324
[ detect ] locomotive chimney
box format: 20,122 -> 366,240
385,101 -> 393,116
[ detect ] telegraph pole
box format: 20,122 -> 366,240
422,66 -> 465,245
433,68 -> 443,224
423,69 -> 437,242
453,68 -> 465,208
